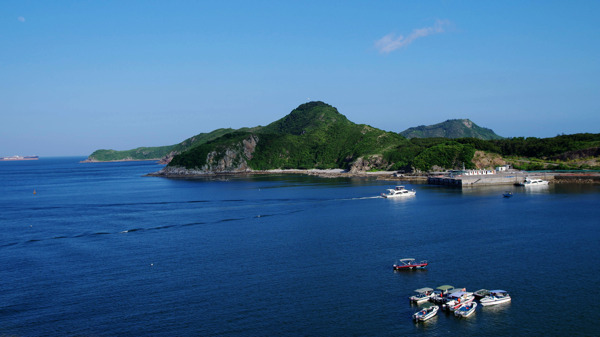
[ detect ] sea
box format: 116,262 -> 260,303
1,157 -> 599,336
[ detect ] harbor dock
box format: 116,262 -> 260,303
428,171 -> 556,187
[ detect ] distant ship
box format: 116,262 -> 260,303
0,155 -> 39,161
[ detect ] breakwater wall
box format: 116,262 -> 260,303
554,174 -> 600,184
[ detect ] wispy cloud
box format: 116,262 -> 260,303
17,16 -> 26,22
375,20 -> 450,53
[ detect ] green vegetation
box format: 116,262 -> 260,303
86,128 -> 238,161
400,119 -> 504,140
88,146 -> 174,161
383,139 -> 476,171
171,102 -> 407,170
168,102 -> 600,172
453,134 -> 600,170
89,101 -> 600,172
482,134 -> 600,158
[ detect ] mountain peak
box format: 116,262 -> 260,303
261,101 -> 349,135
400,119 -> 503,140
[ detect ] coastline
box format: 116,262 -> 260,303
145,166 -> 426,180
145,166 -> 600,184
80,158 -> 162,163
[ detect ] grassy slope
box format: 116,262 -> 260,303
87,128 -> 237,161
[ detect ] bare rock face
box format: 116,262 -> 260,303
156,135 -> 259,175
201,135 -> 258,172
472,150 -> 506,169
349,155 -> 388,173
158,151 -> 178,165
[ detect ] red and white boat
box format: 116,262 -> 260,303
393,258 -> 428,270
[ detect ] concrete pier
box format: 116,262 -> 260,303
428,172 -> 556,187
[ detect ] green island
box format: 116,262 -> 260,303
85,102 -> 600,174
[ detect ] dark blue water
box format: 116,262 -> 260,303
1,158 -> 599,336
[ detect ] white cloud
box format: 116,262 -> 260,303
375,19 -> 450,53
18,16 -> 26,22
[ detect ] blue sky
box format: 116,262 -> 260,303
2,1 -> 599,156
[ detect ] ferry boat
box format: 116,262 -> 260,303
480,290 -> 511,306
0,155 -> 39,161
409,287 -> 435,304
381,186 -> 416,198
393,258 -> 428,270
516,177 -> 549,186
412,305 -> 439,322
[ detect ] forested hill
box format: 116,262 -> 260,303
400,119 -> 503,140
168,101 -> 406,171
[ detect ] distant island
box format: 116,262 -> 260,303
85,101 -> 600,175
0,155 -> 39,161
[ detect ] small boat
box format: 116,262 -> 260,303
473,289 -> 490,298
409,287 -> 435,304
393,258 -> 428,270
430,285 -> 455,303
516,177 -> 549,186
502,191 -> 513,198
413,305 -> 439,322
454,302 -> 477,317
381,186 -> 416,198
480,290 -> 511,306
442,291 -> 475,311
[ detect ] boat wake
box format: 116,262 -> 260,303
349,196 -> 383,200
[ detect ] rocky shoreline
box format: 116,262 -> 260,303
145,166 -> 428,180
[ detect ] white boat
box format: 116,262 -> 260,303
430,285 -> 455,303
442,291 -> 475,311
412,305 -> 439,322
517,177 -> 549,186
381,186 -> 416,198
454,302 -> 477,317
409,287 -> 435,304
480,290 -> 511,306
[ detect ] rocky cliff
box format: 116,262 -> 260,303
155,134 -> 259,175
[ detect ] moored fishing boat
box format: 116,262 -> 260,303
516,177 -> 549,186
412,305 -> 439,322
409,287 -> 435,304
480,290 -> 511,306
393,258 -> 428,270
430,285 -> 455,303
454,302 -> 477,317
442,291 -> 475,311
473,289 -> 490,298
